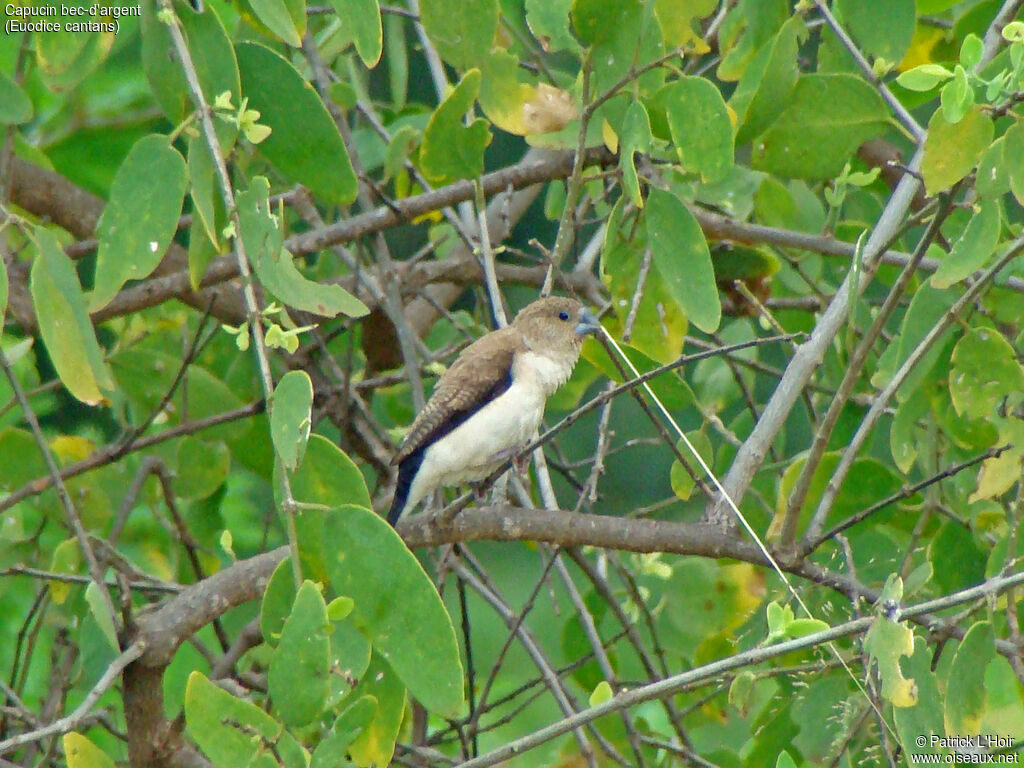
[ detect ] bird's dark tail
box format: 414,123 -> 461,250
387,450 -> 425,526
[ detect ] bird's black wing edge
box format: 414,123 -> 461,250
387,369 -> 514,526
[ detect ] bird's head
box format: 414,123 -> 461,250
512,297 -> 601,357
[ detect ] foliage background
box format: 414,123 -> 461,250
1,0 -> 1024,766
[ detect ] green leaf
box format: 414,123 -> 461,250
269,581 -> 331,727
928,522 -> 986,594
589,680 -> 614,706
419,0 -> 497,68
774,456 -> 910,536
659,77 -> 734,183
0,70 -> 33,125
185,671 -> 306,768
271,370 -> 314,472
835,0 -> 914,64
327,596 -> 355,621
283,434 -> 373,511
298,506 -> 465,716
174,438 -> 231,501
618,101 -> 651,206
921,106 -> 993,195
63,733 -> 116,768
945,621 -> 994,734
950,327 -> 1024,419
730,15 -> 804,146
48,538 -> 82,605
0,250 -> 7,330
181,5 -> 243,147
385,14 -> 408,109
872,283 -> 956,401
419,70 -> 492,184
1004,122 -> 1024,206
571,0 -> 639,46
187,134 -> 224,259
752,74 -> 889,180
328,0 -> 382,66
91,134 -> 187,310
645,187 -> 720,333
110,348 -> 248,443
247,0 -> 305,47
525,0 -> 578,52
670,431 -> 713,500
237,42 -> 357,205
717,0 -> 789,81
891,388 -> 928,474
976,136 -> 1009,200
931,201 -> 1000,288
346,654 -> 405,767
896,64 -> 953,91
577,0 -> 662,97
785,618 -> 830,638
29,227 -> 114,405
260,558 -> 297,643
940,65 -> 974,124
764,600 -> 794,643
85,582 -> 118,651
983,656 -> 1024,735
236,177 -> 368,318
142,2 -> 240,126
728,670 -> 757,716
775,752 -> 797,768
959,34 -> 983,70
34,12 -> 111,92
312,696 -> 377,768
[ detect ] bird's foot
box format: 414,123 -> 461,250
471,481 -> 489,501
513,453 -> 531,477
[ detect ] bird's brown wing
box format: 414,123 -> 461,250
392,327 -> 521,464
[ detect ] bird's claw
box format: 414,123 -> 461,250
513,453 -> 531,477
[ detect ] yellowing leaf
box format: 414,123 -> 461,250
945,621 -> 994,735
29,227 -> 114,405
921,106 -> 993,195
49,435 -> 96,464
864,609 -> 917,708
478,49 -> 536,135
969,448 -> 1023,502
654,0 -> 716,48
64,733 -> 116,768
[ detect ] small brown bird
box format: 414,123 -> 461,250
387,297 -> 600,525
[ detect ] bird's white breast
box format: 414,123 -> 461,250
417,378 -> 546,487
402,346 -> 579,511
413,348 -> 577,487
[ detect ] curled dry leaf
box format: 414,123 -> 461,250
523,83 -> 579,134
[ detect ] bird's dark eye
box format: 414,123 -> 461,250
558,311 -> 570,321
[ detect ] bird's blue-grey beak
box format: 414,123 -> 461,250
575,307 -> 601,336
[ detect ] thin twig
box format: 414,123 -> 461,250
0,640 -> 144,755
